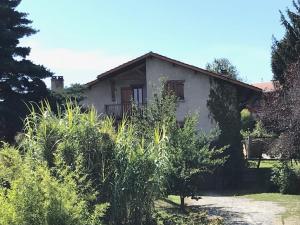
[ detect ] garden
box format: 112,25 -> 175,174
0,93 -> 226,225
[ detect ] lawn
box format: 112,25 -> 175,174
241,193 -> 300,222
247,159 -> 281,168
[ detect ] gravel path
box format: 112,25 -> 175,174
186,195 -> 288,225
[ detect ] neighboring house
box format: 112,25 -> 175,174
252,81 -> 276,93
82,52 -> 261,131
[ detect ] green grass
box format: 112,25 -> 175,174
248,159 -> 280,168
241,193 -> 300,221
167,195 -> 181,205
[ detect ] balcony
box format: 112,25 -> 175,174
105,103 -> 147,118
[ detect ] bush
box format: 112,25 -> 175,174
18,102 -> 171,224
0,146 -> 107,225
271,162 -> 300,194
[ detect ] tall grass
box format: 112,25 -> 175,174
16,101 -> 171,224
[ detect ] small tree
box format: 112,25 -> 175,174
168,116 -> 226,210
206,58 -> 241,80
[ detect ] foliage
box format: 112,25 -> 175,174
20,102 -> 116,204
207,79 -> 245,187
0,0 -> 53,142
0,146 -> 107,225
19,101 -> 172,224
241,120 -> 273,139
240,109 -> 255,133
154,207 -> 223,225
167,116 -> 226,209
51,83 -> 86,107
271,0 -> 300,84
206,58 -> 241,80
271,162 -> 300,194
132,85 -> 226,210
131,83 -> 177,138
1,86 -> 226,224
259,60 -> 300,160
110,120 -> 169,224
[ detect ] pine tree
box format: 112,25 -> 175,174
272,0 -> 300,84
0,0 -> 52,142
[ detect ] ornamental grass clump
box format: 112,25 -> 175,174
110,119 -> 169,224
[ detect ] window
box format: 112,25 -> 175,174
132,86 -> 143,104
165,80 -> 184,100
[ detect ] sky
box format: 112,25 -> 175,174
18,0 -> 292,87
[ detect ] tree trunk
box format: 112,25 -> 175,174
180,196 -> 185,210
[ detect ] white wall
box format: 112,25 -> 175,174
82,69 -> 146,113
146,57 -> 215,132
82,79 -> 111,114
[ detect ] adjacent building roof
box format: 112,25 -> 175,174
252,81 -> 275,92
86,52 -> 262,92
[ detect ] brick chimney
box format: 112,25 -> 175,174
51,76 -> 64,91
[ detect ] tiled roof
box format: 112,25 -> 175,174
252,82 -> 275,92
86,52 -> 262,92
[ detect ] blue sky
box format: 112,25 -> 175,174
18,0 -> 291,86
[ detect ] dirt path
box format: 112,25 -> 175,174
186,195 -> 293,225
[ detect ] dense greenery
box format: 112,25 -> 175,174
167,116 -> 226,209
207,79 -> 245,187
260,60 -> 300,160
51,83 -> 86,107
0,0 -> 52,142
206,58 -> 241,80
0,145 -> 108,225
240,108 -> 255,133
132,88 -> 226,210
271,0 -> 300,84
271,162 -> 300,194
0,88 -> 226,224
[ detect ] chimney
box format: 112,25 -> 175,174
51,76 -> 64,91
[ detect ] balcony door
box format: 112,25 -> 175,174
121,87 -> 132,114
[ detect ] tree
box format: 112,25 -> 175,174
259,60 -> 300,160
51,83 -> 86,106
131,86 -> 226,210
207,79 -> 245,187
168,116 -> 226,210
206,58 -> 241,80
0,0 -> 52,142
271,0 -> 300,84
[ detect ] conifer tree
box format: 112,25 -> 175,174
0,0 -> 52,142
206,58 -> 241,81
272,0 -> 300,83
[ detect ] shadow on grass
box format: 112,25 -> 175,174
186,204 -> 250,225
156,198 -> 251,225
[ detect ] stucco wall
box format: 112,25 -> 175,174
82,79 -> 111,115
82,70 -> 146,113
146,57 -> 215,132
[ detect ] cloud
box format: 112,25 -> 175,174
20,39 -> 132,86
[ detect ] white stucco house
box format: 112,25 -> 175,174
82,52 -> 261,131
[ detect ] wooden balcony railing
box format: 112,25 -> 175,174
105,103 -> 147,118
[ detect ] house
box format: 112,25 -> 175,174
252,81 -> 276,93
82,52 -> 262,131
